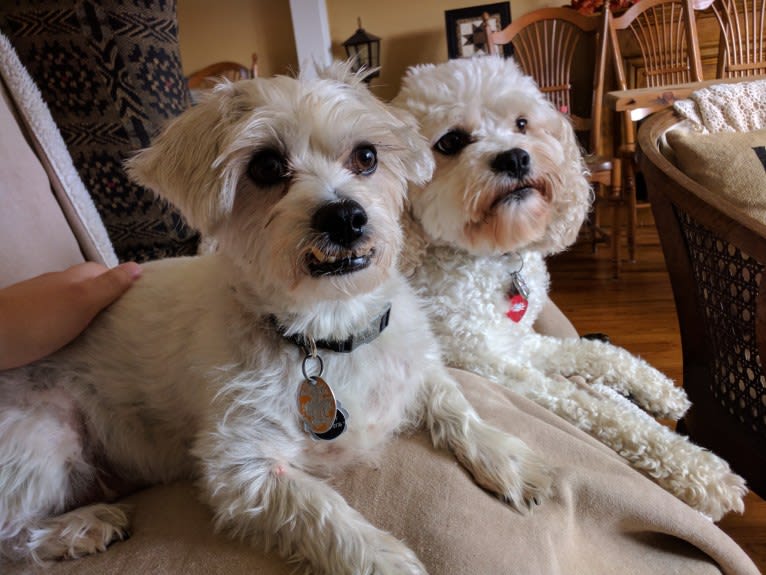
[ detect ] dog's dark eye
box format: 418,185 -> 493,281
434,129 -> 472,156
516,118 -> 528,134
248,149 -> 289,187
348,145 -> 377,176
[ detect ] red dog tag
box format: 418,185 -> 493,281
506,294 -> 528,322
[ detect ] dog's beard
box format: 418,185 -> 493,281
459,179 -> 552,254
464,188 -> 551,254
414,170 -> 554,256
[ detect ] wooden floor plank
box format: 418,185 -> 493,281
548,224 -> 765,573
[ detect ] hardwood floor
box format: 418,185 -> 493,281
547,223 -> 766,574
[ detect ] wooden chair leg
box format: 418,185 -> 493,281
611,203 -> 621,278
591,183 -> 603,254
610,158 -> 623,279
625,159 -> 638,263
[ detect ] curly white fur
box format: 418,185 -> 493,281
395,56 -> 747,521
0,64 -> 551,573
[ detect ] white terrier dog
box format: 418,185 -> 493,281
394,56 -> 747,521
0,67 -> 552,573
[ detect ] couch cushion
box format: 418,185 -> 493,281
666,127 -> 766,225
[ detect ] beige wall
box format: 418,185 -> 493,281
327,0 -> 555,100
177,0 -> 298,78
177,0 -> 556,100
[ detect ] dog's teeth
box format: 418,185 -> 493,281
311,247 -> 327,262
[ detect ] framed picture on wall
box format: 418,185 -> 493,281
445,3 -> 513,59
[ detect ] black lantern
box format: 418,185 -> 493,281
342,18 -> 380,82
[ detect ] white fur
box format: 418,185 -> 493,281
395,56 -> 747,521
0,65 -> 552,574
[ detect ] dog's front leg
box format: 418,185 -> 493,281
528,336 -> 690,420
196,445 -> 427,575
422,368 -> 552,511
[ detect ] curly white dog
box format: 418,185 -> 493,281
0,66 -> 552,574
394,56 -> 747,521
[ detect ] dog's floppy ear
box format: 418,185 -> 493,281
125,82 -> 247,236
545,108 -> 594,251
387,105 -> 435,187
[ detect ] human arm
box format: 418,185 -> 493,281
0,261 -> 142,370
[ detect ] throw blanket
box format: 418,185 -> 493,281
2,371 -> 760,574
674,78 -> 766,133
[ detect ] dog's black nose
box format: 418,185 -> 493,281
311,199 -> 368,247
491,148 -> 530,179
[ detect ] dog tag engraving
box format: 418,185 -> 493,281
297,376 -> 338,434
506,271 -> 529,323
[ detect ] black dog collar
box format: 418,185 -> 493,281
272,304 -> 392,353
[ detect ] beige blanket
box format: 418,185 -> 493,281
5,369 -> 758,575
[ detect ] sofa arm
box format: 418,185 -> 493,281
0,77 -> 85,287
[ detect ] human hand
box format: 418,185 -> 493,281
0,262 -> 142,370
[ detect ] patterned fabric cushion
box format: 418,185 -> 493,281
0,0 -> 199,262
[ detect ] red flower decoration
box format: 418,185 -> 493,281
570,0 -> 637,15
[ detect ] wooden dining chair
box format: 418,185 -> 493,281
186,58 -> 255,91
608,0 -> 703,264
490,8 -> 624,277
708,0 -> 766,78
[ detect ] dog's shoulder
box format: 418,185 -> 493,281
126,254 -> 233,302
88,254 -> 240,340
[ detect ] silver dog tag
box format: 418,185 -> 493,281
297,376 -> 338,435
509,271 -> 530,300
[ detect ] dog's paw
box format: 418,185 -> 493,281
369,533 -> 428,575
696,469 -> 748,521
27,503 -> 131,561
459,424 -> 553,511
659,447 -> 748,522
650,383 -> 691,421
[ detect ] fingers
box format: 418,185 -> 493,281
83,262 -> 143,313
0,262 -> 143,370
64,261 -> 111,281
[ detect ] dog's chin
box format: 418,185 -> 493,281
461,187 -> 551,254
290,263 -> 391,303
